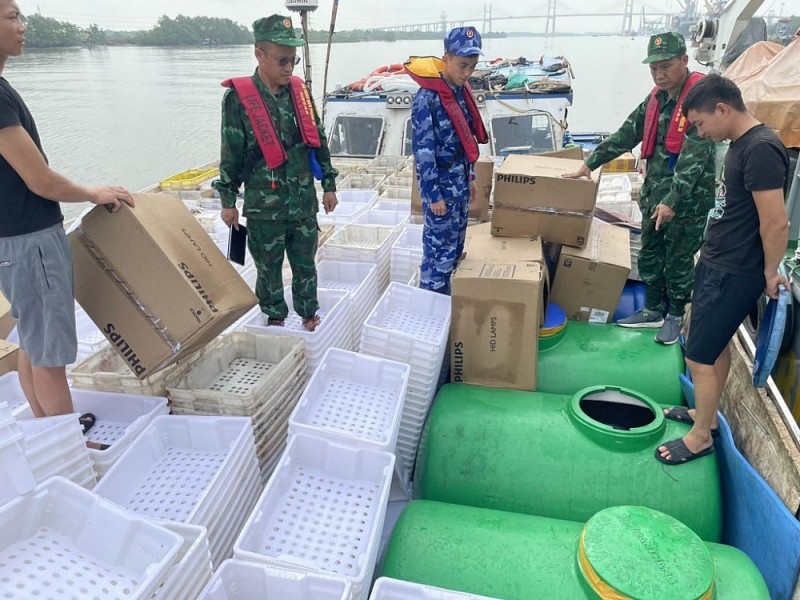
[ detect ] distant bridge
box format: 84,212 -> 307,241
366,2 -> 677,36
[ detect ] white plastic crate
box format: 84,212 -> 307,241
94,415 -> 254,524
318,201 -> 370,226
0,429 -> 36,506
289,348 -> 409,453
355,209 -> 409,228
0,477 -> 183,599
337,189 -> 380,206
9,380 -> 169,478
598,172 -> 633,194
234,434 -> 395,600
370,578 -> 500,599
69,344 -> 192,397
339,173 -> 387,190
374,200 -> 412,212
382,174 -> 414,189
317,260 -> 380,348
321,225 -> 397,294
199,560 -> 352,599
361,283 -> 450,358
166,332 -> 305,413
367,156 -> 406,172
74,305 -> 109,361
379,187 -> 413,201
242,288 -> 353,372
152,522 -> 213,600
390,224 -> 423,284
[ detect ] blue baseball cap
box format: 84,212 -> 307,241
444,26 -> 483,57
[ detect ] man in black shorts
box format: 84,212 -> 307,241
0,0 -> 133,432
656,74 -> 790,465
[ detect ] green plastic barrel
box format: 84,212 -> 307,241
538,319 -> 685,406
381,501 -> 769,600
415,383 -> 722,541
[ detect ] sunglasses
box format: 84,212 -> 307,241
265,54 -> 301,67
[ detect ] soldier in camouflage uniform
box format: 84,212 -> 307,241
565,32 -> 715,345
409,27 -> 485,294
213,14 -> 338,331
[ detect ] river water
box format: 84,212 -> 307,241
4,35 -> 705,217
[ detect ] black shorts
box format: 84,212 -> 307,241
685,262 -> 765,366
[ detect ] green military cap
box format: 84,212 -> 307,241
642,31 -> 687,64
253,14 -> 304,46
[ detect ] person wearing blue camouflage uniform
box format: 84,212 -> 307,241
565,32 -> 715,345
213,15 -> 338,331
410,27 -> 484,294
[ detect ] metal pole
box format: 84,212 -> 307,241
301,10 -> 312,90
322,0 -> 339,100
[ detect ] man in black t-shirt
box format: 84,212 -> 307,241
0,0 -> 133,434
656,75 -> 790,465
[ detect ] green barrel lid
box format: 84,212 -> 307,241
579,506 -> 715,600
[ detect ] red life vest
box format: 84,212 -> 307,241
221,75 -> 321,170
640,71 -> 704,160
404,61 -> 488,164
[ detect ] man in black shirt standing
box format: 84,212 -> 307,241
0,0 -> 133,432
657,74 -> 790,465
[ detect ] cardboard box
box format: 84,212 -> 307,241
0,291 -> 15,340
490,154 -> 600,247
451,257 -> 543,391
0,339 -> 18,376
69,194 -> 257,379
549,221 -> 631,323
602,152 -> 638,173
411,157 -> 493,221
538,146 -> 586,160
465,222 -> 544,264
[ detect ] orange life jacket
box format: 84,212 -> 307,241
405,57 -> 488,164
641,71 -> 704,163
221,75 -> 321,171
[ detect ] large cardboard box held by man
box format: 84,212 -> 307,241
451,231 -> 544,391
0,291 -> 15,340
411,156 -> 492,221
0,339 -> 18,376
69,194 -> 257,379
491,154 -> 600,247
549,221 -> 631,324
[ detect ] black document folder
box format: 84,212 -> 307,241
227,224 -> 248,266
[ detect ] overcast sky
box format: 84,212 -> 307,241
27,0 -> 800,33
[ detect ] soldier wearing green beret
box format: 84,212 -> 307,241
565,31 -> 715,346
214,14 -> 338,331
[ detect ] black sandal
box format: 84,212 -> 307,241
655,438 -> 714,465
663,407 -> 719,437
78,413 -> 97,435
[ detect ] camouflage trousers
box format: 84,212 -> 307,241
420,196 -> 470,295
247,217 -> 319,320
638,205 -> 706,317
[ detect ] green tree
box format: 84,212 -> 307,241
23,13 -> 82,47
85,24 -> 108,46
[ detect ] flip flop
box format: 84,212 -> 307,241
78,413 -> 97,435
662,407 -> 719,437
655,438 -> 714,465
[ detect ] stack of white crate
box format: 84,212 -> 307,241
198,559 -> 352,599
390,224 -> 424,285
166,332 -> 306,479
317,261 -> 380,351
0,477 -> 185,598
234,433 -> 395,600
321,224 -> 398,294
359,283 -> 451,489
94,415 -> 261,567
242,288 -> 353,373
